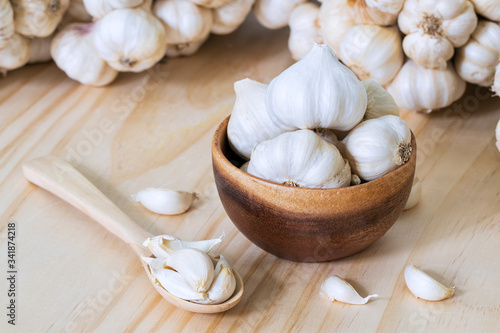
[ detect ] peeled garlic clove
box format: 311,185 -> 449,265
253,0 -> 306,30
150,266 -> 208,302
165,248 -> 215,293
0,0 -> 15,50
83,0 -> 145,18
11,0 -> 70,38
227,79 -> 283,160
266,43 -> 366,132
404,177 -> 421,210
51,23 -> 118,86
28,35 -> 53,64
288,2 -> 323,61
342,115 -> 412,181
320,276 -> 379,305
248,130 -> 351,189
142,256 -> 166,270
319,0 -> 356,54
404,264 -> 455,301
194,255 -> 236,304
470,0 -> 500,21
132,188 -> 195,215
93,8 -> 167,72
363,80 -> 399,120
143,233 -> 223,258
211,0 -> 254,35
0,33 -> 31,73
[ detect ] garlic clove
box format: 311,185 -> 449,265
190,0 -> 233,9
165,248 -> 215,293
132,188 -> 196,215
143,233 -> 223,258
342,115 -> 412,181
142,256 -> 166,270
266,43 -> 367,132
211,0 -> 254,35
149,265 -> 208,302
470,0 -> 500,21
0,0 -> 15,50
288,2 -> 323,61
253,0 -> 306,30
11,0 -> 70,38
0,33 -> 31,73
320,276 -> 379,305
404,264 -> 455,301
362,80 -> 399,120
404,177 -> 421,210
194,255 -> 236,304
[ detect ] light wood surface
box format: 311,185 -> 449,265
1,18 -> 500,332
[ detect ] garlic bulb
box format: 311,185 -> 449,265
470,0 -> 500,21
363,80 -> 399,120
132,188 -> 196,215
319,0 -> 355,54
165,248 -> 215,293
248,130 -> 351,189
227,79 -> 283,160
349,0 -> 404,26
0,34 -> 31,73
211,0 -> 254,35
51,23 -> 118,86
28,35 -> 53,64
143,234 -> 223,258
455,20 -> 500,87
288,3 -> 323,61
342,115 -> 411,181
404,177 -> 421,210
253,0 -> 306,30
11,0 -> 70,38
389,60 -> 466,112
339,25 -> 403,86
83,0 -> 145,18
189,0 -> 233,9
320,276 -> 379,305
195,255 -> 236,304
404,264 -> 455,301
93,8 -> 167,72
266,44 -> 366,132
164,36 -> 207,58
0,0 -> 14,49
398,0 -> 478,70
154,0 -> 212,46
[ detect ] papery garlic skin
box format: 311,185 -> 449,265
248,130 -> 351,189
470,0 -> 500,21
154,0 -> 212,45
388,60 -> 466,112
143,234 -> 223,259
211,0 -> 254,35
195,255 -> 236,304
165,248 -> 215,293
0,0 -> 14,49
93,8 -> 166,72
339,25 -> 403,86
253,0 -> 306,29
320,276 -> 379,305
132,188 -> 195,215
288,3 -> 323,61
342,115 -> 411,181
398,0 -> 478,70
83,0 -> 145,18
363,80 -> 399,120
404,177 -> 421,210
266,44 -> 366,132
11,0 -> 70,38
227,79 -> 283,160
455,20 -> 500,87
0,34 -> 31,72
28,35 -> 53,64
51,23 -> 118,86
319,0 -> 355,54
404,264 -> 455,301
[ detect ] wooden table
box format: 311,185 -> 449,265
1,18 -> 499,333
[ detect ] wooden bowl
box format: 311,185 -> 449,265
212,117 -> 417,262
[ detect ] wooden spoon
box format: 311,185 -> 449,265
22,156 -> 244,313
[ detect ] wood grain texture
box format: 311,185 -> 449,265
1,17 -> 500,332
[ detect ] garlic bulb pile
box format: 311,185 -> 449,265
142,234 -> 237,305
231,44 -> 413,188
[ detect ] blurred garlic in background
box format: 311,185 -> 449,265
288,2 -> 322,61
190,0 -> 233,9
470,0 -> 500,21
164,36 -> 208,58
0,33 -> 31,74
83,0 -> 145,18
59,0 -> 93,27
319,0 -> 355,54
28,35 -> 53,63
348,0 -> 404,26
496,117 -> 500,152
0,0 -> 14,49
211,0 -> 254,35
253,0 -> 306,29
11,0 -> 70,37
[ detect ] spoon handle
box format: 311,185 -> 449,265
22,156 -> 153,255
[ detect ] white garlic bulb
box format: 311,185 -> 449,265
195,255 -> 236,304
93,8 -> 167,72
211,0 -> 254,35
320,276 -> 379,305
164,36 -> 207,58
51,23 -> 118,86
253,0 -> 306,29
143,234 -> 223,259
189,0 -> 233,9
398,0 -> 478,70
342,115 -> 411,181
389,60 -> 466,112
248,130 -> 351,189
404,177 -> 421,210
363,80 -> 399,120
0,34 -> 31,73
165,248 -> 215,293
132,188 -> 196,215
11,0 -> 70,38
266,43 -> 366,132
227,78 -> 283,160
350,0 -> 404,26
154,0 -> 212,47
404,264 -> 455,301
288,2 -> 323,61
319,0 -> 356,54
83,0 -> 145,18
470,0 -> 500,21
455,20 -> 500,88
28,35 -> 53,64
0,0 -> 14,49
